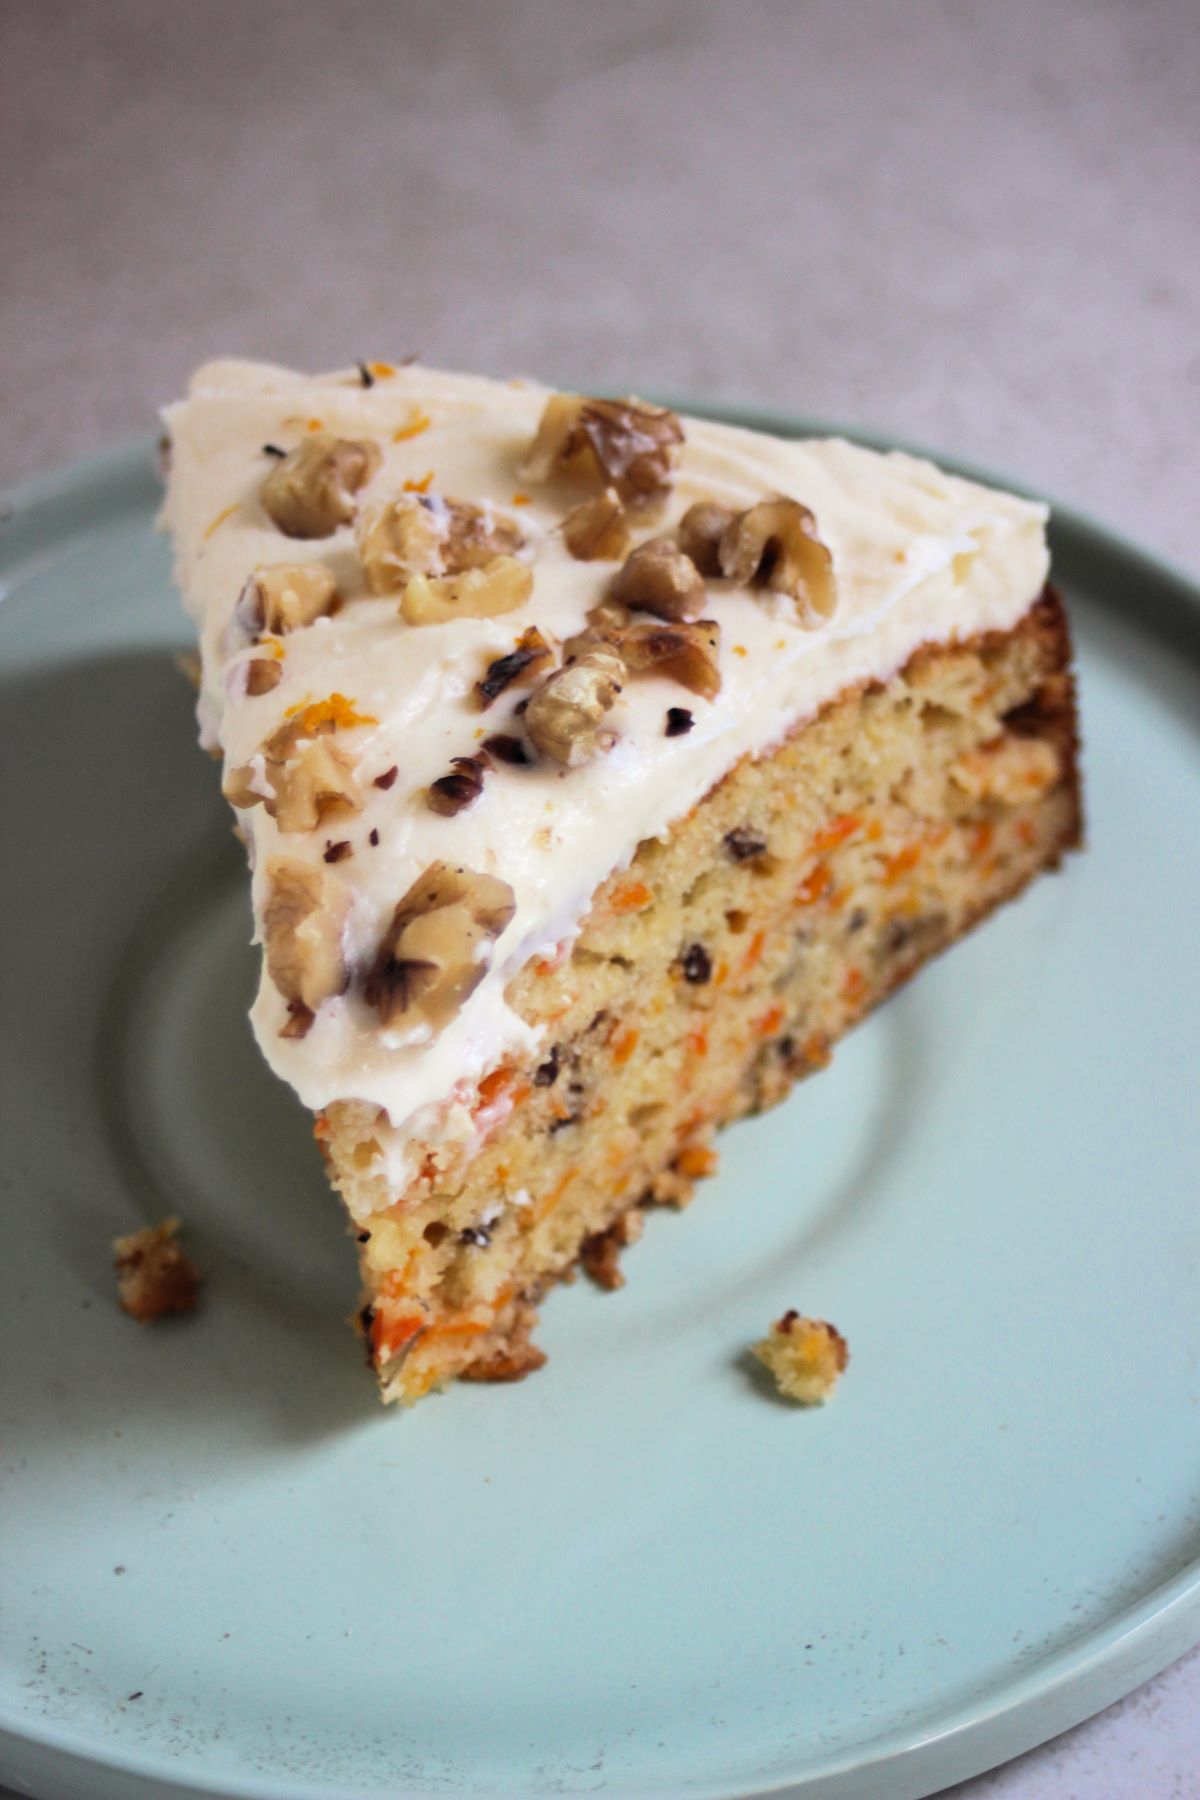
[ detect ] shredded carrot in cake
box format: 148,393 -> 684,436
810,814 -> 861,855
677,1145 -> 718,1178
757,1001 -> 786,1037
883,842 -> 922,885
741,929 -> 767,972
403,470 -> 435,494
797,863 -> 832,906
611,880 -> 653,914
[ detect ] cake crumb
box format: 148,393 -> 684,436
752,1311 -> 848,1403
112,1219 -> 201,1323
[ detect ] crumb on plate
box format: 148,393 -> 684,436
752,1311 -> 848,1403
112,1218 -> 201,1322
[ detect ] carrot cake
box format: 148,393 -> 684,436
161,359 -> 1081,1403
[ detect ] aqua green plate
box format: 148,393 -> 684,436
2,413 -> 1199,1800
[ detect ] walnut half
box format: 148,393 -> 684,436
365,862 -> 516,1034
610,537 -> 705,620
359,495 -> 525,596
718,496 -> 836,622
524,394 -> 684,505
262,855 -> 350,1037
224,714 -> 363,834
401,555 -> 533,625
236,562 -> 338,636
524,641 -> 626,767
260,434 -> 380,538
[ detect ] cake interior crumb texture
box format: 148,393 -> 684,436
324,591 -> 1080,1402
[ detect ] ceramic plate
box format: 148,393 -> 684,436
2,412 -> 1198,1800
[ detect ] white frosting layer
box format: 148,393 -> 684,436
163,359 -> 1048,1176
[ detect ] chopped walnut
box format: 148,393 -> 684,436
614,617 -> 722,700
562,488 -> 631,561
524,393 -> 684,504
475,625 -> 554,708
244,657 -> 283,696
224,713 -> 363,834
113,1218 -> 200,1322
524,641 -> 626,766
678,501 -> 736,575
365,862 -> 516,1034
950,735 -> 1060,804
260,433 -> 380,538
401,554 -> 532,625
262,855 -> 350,1035
752,1312 -> 849,1404
610,537 -> 705,620
719,496 -> 836,622
359,495 -> 525,596
427,753 -> 491,816
237,562 -> 338,636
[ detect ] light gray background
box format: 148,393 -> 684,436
3,2 -> 1198,1796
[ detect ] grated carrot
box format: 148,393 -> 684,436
796,862 -> 832,906
393,409 -> 431,442
757,1001 -> 786,1037
677,1145 -> 718,1179
285,692 -> 378,731
883,843 -> 922,885
203,502 -> 239,540
842,966 -> 867,1005
611,880 -> 653,914
810,814 -> 861,856
741,928 -> 767,972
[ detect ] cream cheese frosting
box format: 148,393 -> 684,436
162,359 -> 1049,1180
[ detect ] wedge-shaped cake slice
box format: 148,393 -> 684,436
162,360 -> 1080,1403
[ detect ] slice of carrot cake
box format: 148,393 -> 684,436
161,359 -> 1080,1404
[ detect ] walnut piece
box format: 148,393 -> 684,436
401,555 -> 532,625
237,562 -> 338,635
475,626 -> 554,709
718,496 -> 836,622
678,501 -> 736,575
610,537 -> 705,620
365,862 -> 516,1034
244,657 -> 283,696
359,495 -> 525,596
524,394 -> 684,504
427,753 -> 491,816
524,642 -> 626,766
605,617 -> 722,700
260,433 -> 380,538
113,1219 -> 200,1323
262,855 -> 350,1036
224,714 -> 363,834
752,1311 -> 849,1404
562,489 -> 631,561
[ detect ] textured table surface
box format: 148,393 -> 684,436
3,3 -> 1198,1796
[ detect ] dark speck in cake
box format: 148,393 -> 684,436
725,826 -> 768,861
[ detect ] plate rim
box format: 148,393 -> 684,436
2,415 -> 1199,1800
